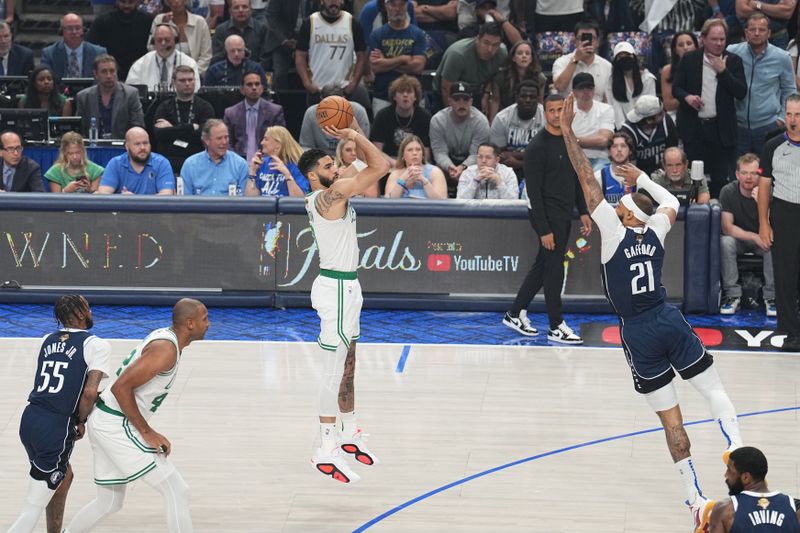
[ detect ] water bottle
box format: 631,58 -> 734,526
89,117 -> 98,147
176,176 -> 184,195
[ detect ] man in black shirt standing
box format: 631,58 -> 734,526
503,94 -> 592,344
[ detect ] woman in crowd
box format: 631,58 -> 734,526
605,41 -> 657,127
384,135 -> 447,199
661,31 -> 698,113
45,132 -> 104,193
18,66 -> 72,116
484,40 -> 546,123
148,0 -> 212,75
246,126 -> 309,197
335,137 -> 379,197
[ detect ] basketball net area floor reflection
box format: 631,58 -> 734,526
0,338 -> 797,532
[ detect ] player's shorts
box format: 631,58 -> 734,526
19,403 -> 76,489
87,398 -> 175,485
620,303 -> 713,394
311,269 -> 362,351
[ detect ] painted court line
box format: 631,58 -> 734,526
353,405 -> 800,532
395,345 -> 411,373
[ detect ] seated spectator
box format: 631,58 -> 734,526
149,0 -> 212,75
75,55 -> 145,140
180,119 -> 248,195
485,40 -> 546,123
570,73 -> 614,171
152,64 -> 216,173
605,41 -> 657,128
594,131 -> 636,205
335,137 -> 379,197
40,13 -> 108,79
367,0 -> 428,114
0,22 -> 34,76
18,66 -> 73,116
359,0 -> 416,41
457,0 -> 522,47
430,81 -> 491,194
660,31 -> 698,114
489,79 -> 544,181
45,132 -> 104,193
126,22 -> 201,92
619,95 -> 678,175
211,0 -> 269,68
86,0 -> 153,80
385,135 -> 448,198
0,131 -> 43,192
457,0 -> 516,30
299,85 -> 371,156
650,146 -> 710,205
551,20 -> 611,100
97,127 -> 175,194
223,71 -> 286,163
433,22 -> 507,106
370,75 -> 431,166
204,34 -> 267,87
414,0 -> 459,57
719,153 -> 776,315
456,142 -> 518,199
245,125 -> 308,197
189,0 -> 224,29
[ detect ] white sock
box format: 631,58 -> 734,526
7,478 -> 54,533
340,411 -> 357,439
320,422 -> 337,453
675,457 -> 703,504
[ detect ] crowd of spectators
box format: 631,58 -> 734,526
2,0 -> 800,324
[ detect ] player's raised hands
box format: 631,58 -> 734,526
322,125 -> 358,141
560,93 -> 576,131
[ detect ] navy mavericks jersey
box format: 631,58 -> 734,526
732,491 -> 800,532
27,330 -> 92,417
601,225 -> 667,318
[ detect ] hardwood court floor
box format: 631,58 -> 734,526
1,339 -> 798,532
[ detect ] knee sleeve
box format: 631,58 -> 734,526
688,366 -> 736,419
644,381 -> 679,412
318,343 -> 347,418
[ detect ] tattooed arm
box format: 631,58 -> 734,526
559,93 -> 606,213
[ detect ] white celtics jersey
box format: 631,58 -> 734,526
308,11 -> 355,88
306,190 -> 359,272
100,327 -> 181,421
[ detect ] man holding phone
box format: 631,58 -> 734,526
552,20 -> 611,101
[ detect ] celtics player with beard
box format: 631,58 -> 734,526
298,125 -> 390,484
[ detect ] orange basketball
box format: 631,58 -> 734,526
316,95 -> 354,130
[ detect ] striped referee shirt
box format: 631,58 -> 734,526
761,133 -> 800,204
630,0 -> 705,32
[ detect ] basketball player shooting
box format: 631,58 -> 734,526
559,93 -> 743,533
297,122 -> 390,484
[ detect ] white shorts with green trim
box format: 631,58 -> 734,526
87,400 -> 175,485
311,274 -> 362,351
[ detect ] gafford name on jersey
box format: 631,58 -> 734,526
623,243 -> 657,259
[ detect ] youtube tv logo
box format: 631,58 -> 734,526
427,254 -> 451,272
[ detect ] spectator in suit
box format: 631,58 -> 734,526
204,34 -> 267,87
18,67 -> 73,116
96,127 -> 175,194
264,0 -> 315,90
126,22 -> 201,92
0,22 -> 33,76
672,18 -> 747,198
223,71 -> 286,164
41,13 -> 108,79
85,0 -> 154,80
211,0 -> 269,69
0,131 -> 43,192
148,0 -> 212,76
76,55 -> 145,140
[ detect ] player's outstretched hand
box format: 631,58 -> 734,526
617,163 -> 644,186
143,429 -> 172,456
560,93 -> 576,131
322,126 -> 357,141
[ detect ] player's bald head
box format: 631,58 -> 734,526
172,298 -> 205,325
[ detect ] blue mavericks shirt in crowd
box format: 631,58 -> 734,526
731,491 -> 800,532
255,156 -> 309,197
28,330 -> 92,417
601,165 -> 629,205
602,226 -> 666,318
100,152 -> 176,194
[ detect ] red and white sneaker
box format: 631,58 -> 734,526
311,447 -> 360,484
689,497 -> 714,533
340,429 -> 380,466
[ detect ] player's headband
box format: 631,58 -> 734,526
621,194 -> 650,223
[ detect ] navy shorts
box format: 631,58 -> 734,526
619,304 -> 713,394
19,404 -> 77,489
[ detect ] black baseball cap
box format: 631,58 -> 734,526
572,72 -> 595,90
